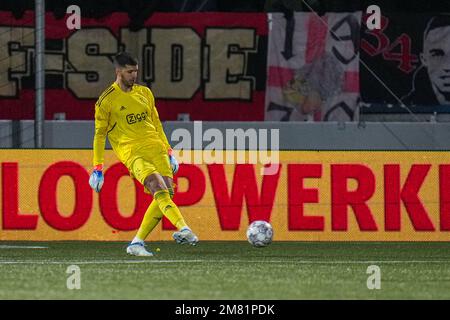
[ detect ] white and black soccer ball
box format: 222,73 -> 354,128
246,220 -> 273,247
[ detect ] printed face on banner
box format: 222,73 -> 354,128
421,26 -> 450,104
361,13 -> 450,111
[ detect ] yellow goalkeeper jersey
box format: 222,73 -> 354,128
92,82 -> 171,168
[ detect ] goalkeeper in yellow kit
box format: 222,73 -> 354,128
89,52 -> 198,256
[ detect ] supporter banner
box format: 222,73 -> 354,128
265,12 -> 361,122
361,13 -> 450,113
1,150 -> 449,241
0,11 -> 267,120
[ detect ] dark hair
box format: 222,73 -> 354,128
423,15 -> 450,43
113,52 -> 138,68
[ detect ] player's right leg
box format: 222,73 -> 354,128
126,158 -> 162,256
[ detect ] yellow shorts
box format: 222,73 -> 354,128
129,146 -> 173,189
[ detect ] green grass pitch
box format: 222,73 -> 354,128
0,241 -> 449,299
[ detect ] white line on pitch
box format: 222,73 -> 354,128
0,260 -> 203,265
0,245 -> 48,249
0,259 -> 448,265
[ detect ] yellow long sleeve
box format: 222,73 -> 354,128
92,82 -> 170,169
145,88 -> 171,150
92,94 -> 111,166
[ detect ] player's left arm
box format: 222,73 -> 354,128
90,97 -> 110,192
145,88 -> 171,149
146,87 -> 179,174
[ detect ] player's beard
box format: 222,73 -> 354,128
122,78 -> 134,89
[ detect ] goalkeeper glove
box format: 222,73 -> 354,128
89,164 -> 104,193
168,149 -> 179,174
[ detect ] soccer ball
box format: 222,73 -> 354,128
246,220 -> 273,247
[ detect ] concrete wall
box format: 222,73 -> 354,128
1,120 -> 450,150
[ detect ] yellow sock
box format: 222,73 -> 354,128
135,188 -> 175,240
136,200 -> 163,240
154,189 -> 188,230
